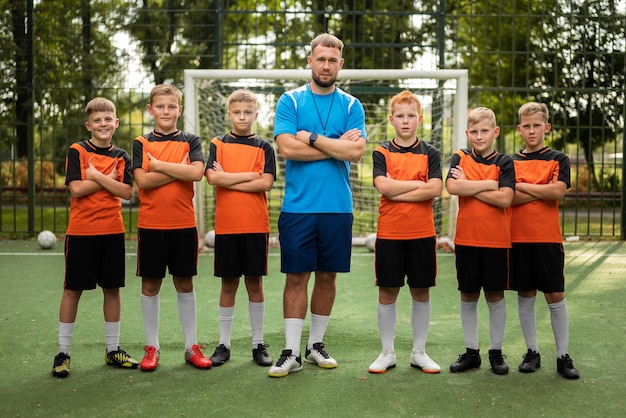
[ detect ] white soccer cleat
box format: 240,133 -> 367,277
268,349 -> 303,377
304,342 -> 337,369
368,349 -> 397,373
410,348 -> 441,373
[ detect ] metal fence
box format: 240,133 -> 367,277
1,1 -> 624,239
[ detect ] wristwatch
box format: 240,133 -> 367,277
309,132 -> 318,147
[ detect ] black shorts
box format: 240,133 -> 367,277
510,243 -> 565,293
455,245 -> 510,293
214,233 -> 269,278
64,234 -> 125,290
375,236 -> 437,288
137,227 -> 198,279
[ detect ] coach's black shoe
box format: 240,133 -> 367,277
52,352 -> 70,378
209,344 -> 231,367
252,343 -> 273,367
488,349 -> 509,375
450,348 -> 481,372
519,349 -> 541,373
557,354 -> 580,379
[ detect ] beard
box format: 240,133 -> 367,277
311,72 -> 337,88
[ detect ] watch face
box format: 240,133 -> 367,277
310,133 -> 318,140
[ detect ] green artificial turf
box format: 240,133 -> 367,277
0,240 -> 624,417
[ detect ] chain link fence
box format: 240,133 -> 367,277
1,1 -> 624,239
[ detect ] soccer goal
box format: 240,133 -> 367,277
183,69 -> 468,245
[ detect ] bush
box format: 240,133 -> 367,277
1,159 -> 58,189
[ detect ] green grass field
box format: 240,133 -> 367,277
1,239 -> 625,417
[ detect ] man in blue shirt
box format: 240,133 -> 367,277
268,33 -> 367,378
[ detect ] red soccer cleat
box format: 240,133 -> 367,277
185,344 -> 212,369
140,345 -> 160,372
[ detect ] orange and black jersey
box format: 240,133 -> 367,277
65,140 -> 132,236
206,132 -> 277,234
373,138 -> 442,240
132,130 -> 204,230
447,149 -> 515,248
511,146 -> 570,243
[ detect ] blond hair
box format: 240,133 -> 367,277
149,83 -> 183,105
390,90 -> 422,115
467,107 -> 497,128
310,33 -> 344,56
518,102 -> 549,124
228,89 -> 258,106
85,97 -> 116,116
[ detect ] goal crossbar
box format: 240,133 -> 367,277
184,69 -> 468,151
184,69 -> 468,242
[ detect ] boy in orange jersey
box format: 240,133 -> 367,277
367,90 -> 442,374
446,107 -> 515,375
205,89 -> 276,367
511,102 -> 579,379
132,84 -> 211,371
52,97 -> 138,378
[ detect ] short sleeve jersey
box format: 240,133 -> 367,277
446,149 -> 515,248
373,138 -> 442,240
273,84 -> 367,213
206,132 -> 277,234
132,130 -> 204,229
65,140 -> 132,236
511,147 -> 570,243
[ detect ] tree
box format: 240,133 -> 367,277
127,1 -> 424,80
419,0 -> 557,153
7,0 -> 30,158
418,0 -> 625,187
4,0 -> 130,169
538,0 -> 625,190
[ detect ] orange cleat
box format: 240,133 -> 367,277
185,344 -> 212,369
140,345 -> 160,371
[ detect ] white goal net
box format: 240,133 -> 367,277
184,69 -> 468,244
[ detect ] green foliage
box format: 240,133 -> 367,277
1,1 -> 624,238
126,1 -> 426,83
538,1 -> 624,191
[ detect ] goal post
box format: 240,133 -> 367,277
184,69 -> 468,244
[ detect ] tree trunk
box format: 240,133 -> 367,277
11,0 -> 28,158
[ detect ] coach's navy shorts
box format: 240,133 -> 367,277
455,244 -> 510,293
64,234 -> 125,290
510,243 -> 565,293
278,212 -> 353,273
214,233 -> 269,278
137,227 -> 198,279
375,236 -> 437,288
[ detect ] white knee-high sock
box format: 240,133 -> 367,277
177,291 -> 197,350
141,294 -> 160,348
487,298 -> 507,350
518,295 -> 539,352
377,302 -> 396,352
411,300 -> 431,351
249,301 -> 265,346
218,305 -> 235,348
549,299 -> 570,357
460,299 -> 479,350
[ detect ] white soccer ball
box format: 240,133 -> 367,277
37,230 -> 57,249
204,230 -> 216,248
365,233 -> 377,252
